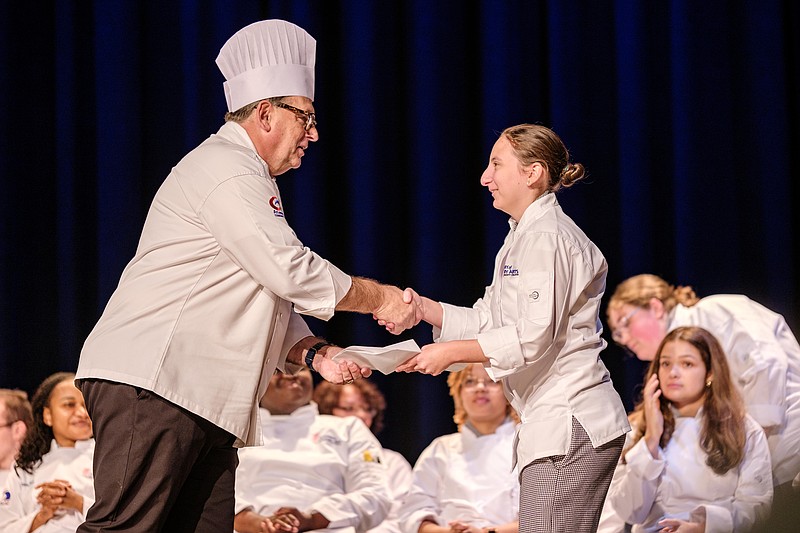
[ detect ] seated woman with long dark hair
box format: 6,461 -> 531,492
0,372 -> 94,533
608,327 -> 772,532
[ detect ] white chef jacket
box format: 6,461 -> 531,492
400,419 -> 519,532
669,296 -> 800,485
234,403 -> 390,532
436,193 -> 629,471
76,121 -> 352,446
609,412 -> 772,533
0,439 -> 95,533
366,448 -> 412,533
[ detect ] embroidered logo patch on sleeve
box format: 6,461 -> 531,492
269,196 -> 285,218
362,450 -> 382,463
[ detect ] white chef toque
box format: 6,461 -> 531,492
215,19 -> 316,112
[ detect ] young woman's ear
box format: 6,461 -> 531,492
648,297 -> 666,318
527,162 -> 546,187
43,406 -> 53,427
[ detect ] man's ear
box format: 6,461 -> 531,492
255,100 -> 272,131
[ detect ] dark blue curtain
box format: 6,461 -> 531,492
2,1 -> 798,463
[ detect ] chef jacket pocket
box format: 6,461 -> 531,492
518,271 -> 553,324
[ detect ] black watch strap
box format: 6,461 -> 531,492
305,341 -> 330,372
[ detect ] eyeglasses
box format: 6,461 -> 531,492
462,377 -> 501,390
611,308 -> 640,343
273,101 -> 317,131
0,419 -> 18,429
333,405 -> 377,417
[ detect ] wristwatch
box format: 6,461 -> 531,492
305,341 -> 331,372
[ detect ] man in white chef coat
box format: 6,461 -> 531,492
75,19 -> 418,533
234,369 -> 391,533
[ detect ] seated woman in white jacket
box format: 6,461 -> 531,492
400,363 -> 520,533
233,368 -> 391,533
608,326 -> 773,533
0,372 -> 94,533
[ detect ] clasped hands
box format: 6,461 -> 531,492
238,506 -> 325,532
33,479 -> 83,526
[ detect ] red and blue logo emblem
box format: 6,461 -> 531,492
269,196 -> 284,218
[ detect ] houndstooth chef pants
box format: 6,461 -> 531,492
519,416 -> 624,533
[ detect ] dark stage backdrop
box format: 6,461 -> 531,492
1,1 -> 799,464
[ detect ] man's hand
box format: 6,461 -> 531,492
378,288 -> 445,331
273,507 -> 330,532
372,285 -> 421,334
337,277 -> 420,334
314,345 -> 372,383
233,509 -> 285,533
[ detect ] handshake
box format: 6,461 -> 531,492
373,285 -> 426,334
330,277 -> 455,378
336,276 -> 435,335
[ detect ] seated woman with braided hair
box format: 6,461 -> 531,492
608,326 -> 772,532
0,372 -> 94,533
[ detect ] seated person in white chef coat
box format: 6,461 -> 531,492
314,379 -> 413,533
233,368 -> 391,533
0,372 -> 94,533
608,327 -> 773,533
400,363 -> 520,533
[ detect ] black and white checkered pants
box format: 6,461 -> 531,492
519,416 -> 624,533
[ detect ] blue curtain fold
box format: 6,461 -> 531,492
1,0 -> 798,462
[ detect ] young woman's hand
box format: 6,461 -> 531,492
447,520 -> 483,532
36,479 -> 84,513
642,373 -> 664,458
396,342 -> 457,376
657,517 -> 705,532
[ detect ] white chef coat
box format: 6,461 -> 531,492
0,439 -> 94,533
234,403 -> 390,532
669,296 -> 800,485
76,121 -> 352,446
436,193 -> 629,471
596,461 -> 629,533
400,419 -> 519,532
366,448 -> 412,533
609,412 -> 772,533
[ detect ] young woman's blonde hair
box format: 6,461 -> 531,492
607,273 -> 700,319
624,326 -> 746,475
501,124 -> 586,192
446,364 -> 519,430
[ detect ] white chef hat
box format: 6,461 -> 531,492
215,20 -> 316,112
